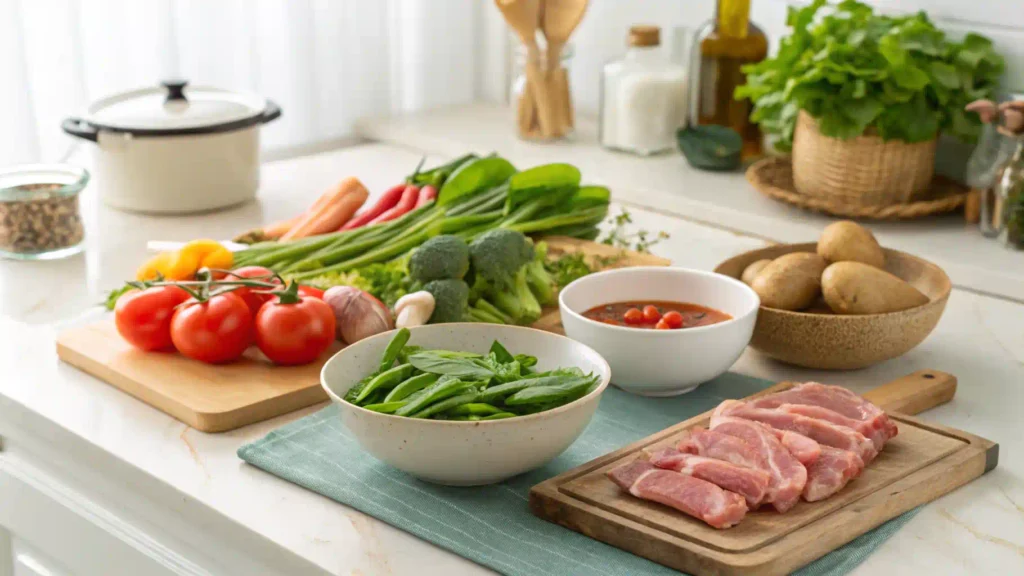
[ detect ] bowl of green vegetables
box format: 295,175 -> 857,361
321,324 -> 611,485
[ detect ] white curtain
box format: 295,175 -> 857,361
0,0 -> 489,165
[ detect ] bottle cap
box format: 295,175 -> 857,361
629,25 -> 660,47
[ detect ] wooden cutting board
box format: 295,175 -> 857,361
55,237 -> 669,432
530,371 -> 998,576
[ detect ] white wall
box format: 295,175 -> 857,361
562,0 -> 1024,116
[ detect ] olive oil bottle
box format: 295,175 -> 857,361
691,0 -> 768,159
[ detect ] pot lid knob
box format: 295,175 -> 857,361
161,79 -> 188,103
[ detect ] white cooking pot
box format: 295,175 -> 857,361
62,80 -> 281,214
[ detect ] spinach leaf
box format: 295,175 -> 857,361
506,163 -> 581,212
438,156 -> 517,206
489,340 -> 515,364
408,351 -> 495,380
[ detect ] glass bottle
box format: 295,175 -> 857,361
991,138 -> 1024,249
691,0 -> 768,159
599,26 -> 688,156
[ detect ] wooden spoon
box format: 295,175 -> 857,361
495,0 -> 558,137
541,0 -> 588,131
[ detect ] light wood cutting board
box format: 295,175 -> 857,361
530,371 -> 998,576
55,237 -> 669,432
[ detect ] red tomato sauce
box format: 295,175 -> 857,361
582,300 -> 732,330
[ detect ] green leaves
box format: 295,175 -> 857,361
438,157 -> 517,206
736,0 -> 1004,149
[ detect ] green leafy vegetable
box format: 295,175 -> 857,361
736,0 -> 1005,150
408,351 -> 496,380
438,157 -> 517,206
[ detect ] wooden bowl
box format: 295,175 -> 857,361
714,243 -> 951,370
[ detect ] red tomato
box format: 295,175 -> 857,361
662,310 -> 684,329
170,292 -> 254,364
654,319 -> 672,330
642,305 -> 661,323
228,266 -> 280,316
297,285 -> 325,300
114,286 -> 191,351
623,307 -> 644,325
255,296 -> 336,365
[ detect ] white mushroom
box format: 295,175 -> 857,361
394,291 -> 435,329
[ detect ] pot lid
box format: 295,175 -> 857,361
84,80 -> 268,133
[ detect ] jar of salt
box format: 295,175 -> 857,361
599,25 -> 688,156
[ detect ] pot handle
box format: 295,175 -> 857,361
261,100 -> 282,124
62,117 -> 98,143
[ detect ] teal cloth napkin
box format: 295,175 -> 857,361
239,372 -> 918,576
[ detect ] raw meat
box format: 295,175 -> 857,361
678,427 -> 765,471
749,383 -> 897,449
715,400 -> 878,464
771,429 -> 821,466
607,460 -> 748,529
707,416 -> 807,513
803,446 -> 864,502
648,447 -> 771,508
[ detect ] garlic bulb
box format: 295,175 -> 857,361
394,291 -> 435,329
323,286 -> 393,344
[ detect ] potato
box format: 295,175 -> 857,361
751,253 -> 827,311
817,221 -> 885,268
741,259 -> 772,286
822,262 -> 929,315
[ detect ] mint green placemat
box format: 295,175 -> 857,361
239,373 -> 918,576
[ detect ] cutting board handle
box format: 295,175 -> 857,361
861,370 -> 957,415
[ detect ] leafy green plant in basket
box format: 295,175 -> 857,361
735,0 -> 1005,152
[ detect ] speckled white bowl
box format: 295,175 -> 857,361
321,323 -> 611,486
559,266 -> 759,396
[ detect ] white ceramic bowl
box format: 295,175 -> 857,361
559,266 -> 759,396
321,323 -> 611,486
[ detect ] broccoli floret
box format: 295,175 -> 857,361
482,268 -> 541,324
468,229 -> 534,290
408,235 -> 470,283
525,242 -> 556,305
423,279 -> 469,324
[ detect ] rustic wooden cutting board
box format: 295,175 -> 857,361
55,237 -> 669,432
530,370 -> 998,576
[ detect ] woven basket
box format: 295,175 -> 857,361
792,111 -> 937,205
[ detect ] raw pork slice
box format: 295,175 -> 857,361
648,447 -> 771,508
707,416 -> 807,513
803,446 -> 864,502
678,427 -> 765,470
771,429 -> 821,466
749,383 -> 897,449
715,400 -> 878,464
608,460 -> 747,529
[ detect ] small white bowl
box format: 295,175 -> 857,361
559,266 -> 759,396
321,323 -> 611,486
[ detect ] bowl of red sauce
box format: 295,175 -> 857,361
558,267 -> 759,396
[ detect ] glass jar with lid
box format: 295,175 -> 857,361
599,25 -> 688,156
0,164 -> 88,260
510,42 -> 575,141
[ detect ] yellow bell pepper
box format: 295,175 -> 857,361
135,239 -> 234,281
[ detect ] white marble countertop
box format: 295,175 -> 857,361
356,103 -> 1024,303
1,142 -> 1022,575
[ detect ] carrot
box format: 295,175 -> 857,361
367,185 -> 419,226
341,183 -> 407,230
281,177 -> 370,239
260,214 -> 304,239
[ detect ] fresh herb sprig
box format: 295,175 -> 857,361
736,0 -> 1005,151
599,208 -> 670,254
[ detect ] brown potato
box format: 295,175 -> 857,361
822,262 -> 929,315
741,259 -> 772,286
751,253 -> 827,311
817,221 -> 885,268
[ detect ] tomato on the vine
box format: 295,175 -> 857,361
227,266 -> 280,317
114,285 -> 191,351
255,286 -> 336,366
170,291 -> 254,364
